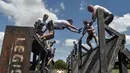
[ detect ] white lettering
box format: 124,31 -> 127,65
13,65 -> 21,68
12,54 -> 23,62
11,69 -> 22,73
17,38 -> 25,41
14,46 -> 24,52
10,37 -> 25,73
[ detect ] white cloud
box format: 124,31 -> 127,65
80,2 -> 84,10
126,35 -> 130,45
64,39 -> 77,46
0,32 -> 4,53
49,2 -> 65,14
0,32 -> 4,46
60,2 -> 65,10
0,0 -> 58,26
110,14 -> 130,32
108,14 -> 130,45
79,0 -> 87,11
55,39 -> 60,44
49,8 -> 60,14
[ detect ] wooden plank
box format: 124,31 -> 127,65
121,49 -> 130,61
118,52 -> 128,73
105,37 -> 118,55
87,37 -> 117,73
107,38 -> 120,73
40,52 -> 47,73
104,24 -> 121,36
80,37 -> 119,73
66,55 -> 72,73
71,51 -> 76,70
78,39 -> 82,72
72,59 -> 79,73
84,49 -> 99,73
33,33 -> 47,52
81,45 -> 89,52
89,59 -> 99,73
71,49 -> 79,73
97,8 -> 107,73
0,26 -> 33,73
84,37 -> 117,73
73,42 -> 78,56
107,35 -> 125,73
81,49 -> 98,73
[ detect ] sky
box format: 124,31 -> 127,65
0,0 -> 130,61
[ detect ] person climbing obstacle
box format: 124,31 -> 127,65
45,40 -> 56,71
52,19 -> 81,33
82,20 -> 98,50
34,14 -> 49,36
87,5 -> 114,37
46,40 -> 56,66
34,14 -> 54,41
40,19 -> 82,40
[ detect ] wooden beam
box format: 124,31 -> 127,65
33,33 -> 47,52
104,24 -> 121,36
122,49 -> 130,61
107,34 -> 125,73
81,45 -> 89,52
97,8 -> 107,73
105,37 -> 118,55
81,49 -> 98,73
78,39 -> 82,72
118,52 -> 128,73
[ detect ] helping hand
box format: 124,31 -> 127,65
77,28 -> 82,33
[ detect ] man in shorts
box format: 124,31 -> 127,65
87,5 -> 114,37
82,20 -> 98,50
40,19 -> 82,40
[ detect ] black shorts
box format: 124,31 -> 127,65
104,12 -> 114,25
87,32 -> 96,40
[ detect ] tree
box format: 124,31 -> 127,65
54,59 -> 67,69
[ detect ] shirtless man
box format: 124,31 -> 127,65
87,5 -> 114,36
82,20 -> 98,49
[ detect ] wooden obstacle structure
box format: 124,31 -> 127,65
0,26 -> 55,73
0,8 -> 130,73
66,8 -> 130,73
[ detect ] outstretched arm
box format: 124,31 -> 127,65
67,27 -> 79,33
40,31 -> 54,40
67,24 -> 79,30
90,12 -> 97,26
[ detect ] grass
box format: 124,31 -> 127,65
112,69 -> 130,73
53,69 -> 130,73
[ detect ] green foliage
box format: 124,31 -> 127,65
54,59 -> 67,69
128,61 -> 130,69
